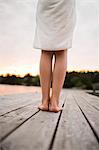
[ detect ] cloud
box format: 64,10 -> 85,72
0,0 -> 98,76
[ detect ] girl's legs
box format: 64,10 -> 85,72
38,50 -> 53,111
49,49 -> 68,112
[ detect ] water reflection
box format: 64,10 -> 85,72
0,84 -> 41,95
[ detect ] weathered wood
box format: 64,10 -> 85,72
0,92 -> 41,116
0,89 -> 99,150
0,104 -> 39,141
92,83 -> 99,94
79,91 -> 99,110
52,92 -> 99,150
0,92 -> 64,142
0,92 -> 66,150
76,91 -> 99,110
72,91 -> 99,139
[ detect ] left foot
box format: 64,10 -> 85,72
38,104 -> 48,111
49,97 -> 62,113
38,98 -> 50,111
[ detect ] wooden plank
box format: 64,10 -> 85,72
80,90 -> 99,110
52,91 -> 99,150
67,90 -> 99,111
0,92 -> 41,116
0,104 -> 39,141
0,92 -> 64,141
0,92 -> 66,150
71,90 -> 99,110
72,90 -> 99,140
0,89 -> 66,116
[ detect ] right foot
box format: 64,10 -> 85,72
49,105 -> 62,112
49,98 -> 62,113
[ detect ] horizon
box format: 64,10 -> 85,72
0,69 -> 99,78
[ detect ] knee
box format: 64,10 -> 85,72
55,49 -> 67,56
41,49 -> 54,58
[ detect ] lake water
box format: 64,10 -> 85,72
0,84 -> 41,96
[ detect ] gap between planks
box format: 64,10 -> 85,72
1,92 -> 65,149
72,91 -> 99,143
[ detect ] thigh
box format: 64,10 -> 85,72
41,49 -> 54,58
54,49 -> 67,56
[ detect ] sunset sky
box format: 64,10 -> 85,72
0,0 -> 99,77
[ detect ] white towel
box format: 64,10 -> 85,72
33,0 -> 76,51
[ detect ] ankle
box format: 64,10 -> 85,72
50,97 -> 59,106
42,99 -> 49,105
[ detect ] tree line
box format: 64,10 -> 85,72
0,71 -> 99,90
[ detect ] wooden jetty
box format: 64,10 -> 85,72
0,89 -> 99,150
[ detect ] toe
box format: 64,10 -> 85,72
38,105 -> 48,111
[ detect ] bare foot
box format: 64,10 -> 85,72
49,105 -> 62,112
38,98 -> 50,111
38,104 -> 48,111
49,98 -> 62,113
